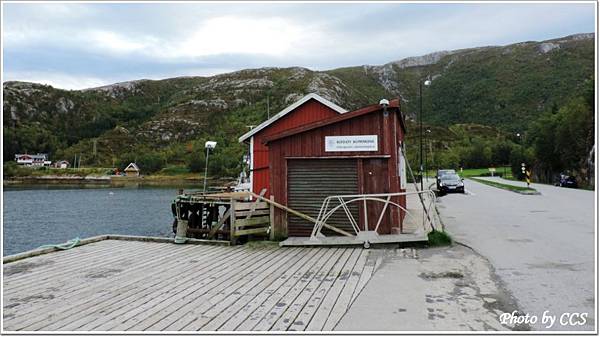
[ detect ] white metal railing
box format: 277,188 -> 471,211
310,190 -> 437,239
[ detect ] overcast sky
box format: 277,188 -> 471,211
2,2 -> 596,90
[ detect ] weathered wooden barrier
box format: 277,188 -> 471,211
172,189 -> 272,244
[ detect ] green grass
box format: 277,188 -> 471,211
158,165 -> 191,176
459,166 -> 512,178
427,230 -> 453,247
3,163 -> 112,178
469,177 -> 537,193
426,166 -> 513,179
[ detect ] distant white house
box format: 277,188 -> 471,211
53,160 -> 70,169
14,153 -> 51,167
124,162 -> 140,177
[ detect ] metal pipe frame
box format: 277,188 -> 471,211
311,190 -> 437,239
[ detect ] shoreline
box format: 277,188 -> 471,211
3,174 -> 230,188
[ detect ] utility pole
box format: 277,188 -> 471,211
424,141 -> 428,183
203,147 -> 210,193
418,78 -> 432,190
419,82 -> 423,191
429,139 -> 434,170
203,141 -> 217,193
267,94 -> 270,119
426,129 -> 433,175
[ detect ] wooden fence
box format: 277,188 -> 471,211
173,190 -> 272,245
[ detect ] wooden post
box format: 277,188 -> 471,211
200,203 -> 205,229
269,195 -> 275,241
357,159 -> 365,230
229,198 -> 237,245
174,202 -> 188,244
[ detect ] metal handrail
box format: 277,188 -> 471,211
311,190 -> 437,239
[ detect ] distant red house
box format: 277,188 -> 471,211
238,93 -> 347,197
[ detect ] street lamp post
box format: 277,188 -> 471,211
203,141 -> 217,193
419,79 -> 431,191
419,83 -> 423,191
425,129 -> 432,182
514,132 -> 522,179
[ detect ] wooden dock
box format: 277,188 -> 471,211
3,239 -> 380,331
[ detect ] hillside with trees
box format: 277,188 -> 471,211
3,33 -> 595,186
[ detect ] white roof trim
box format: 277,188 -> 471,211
238,93 -> 347,143
125,162 -> 140,171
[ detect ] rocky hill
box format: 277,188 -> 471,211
331,33 -> 594,128
3,33 -> 595,174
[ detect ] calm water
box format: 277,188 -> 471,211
3,185 -> 201,256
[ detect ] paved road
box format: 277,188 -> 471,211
437,177 -> 595,331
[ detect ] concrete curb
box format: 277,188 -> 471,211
513,190 -> 541,195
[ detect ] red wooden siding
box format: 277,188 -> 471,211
251,99 -> 341,197
267,105 -> 406,237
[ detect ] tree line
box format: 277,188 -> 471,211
405,77 -> 594,186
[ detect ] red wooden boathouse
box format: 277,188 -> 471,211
262,99 -> 408,239
238,93 -> 347,198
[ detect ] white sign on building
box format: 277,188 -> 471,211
325,135 -> 378,152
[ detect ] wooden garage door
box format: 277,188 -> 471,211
287,159 -> 359,237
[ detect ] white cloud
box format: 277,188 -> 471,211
4,14 -> 315,61
79,16 -> 314,60
2,3 -> 594,89
171,16 -> 307,58
87,30 -> 157,55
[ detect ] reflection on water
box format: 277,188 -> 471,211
2,184 -> 203,256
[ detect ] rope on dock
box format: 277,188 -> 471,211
174,235 -> 187,244
38,237 -> 81,250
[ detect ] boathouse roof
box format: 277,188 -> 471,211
238,93 -> 347,143
124,162 -> 140,172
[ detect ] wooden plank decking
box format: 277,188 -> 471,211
2,239 -> 378,332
